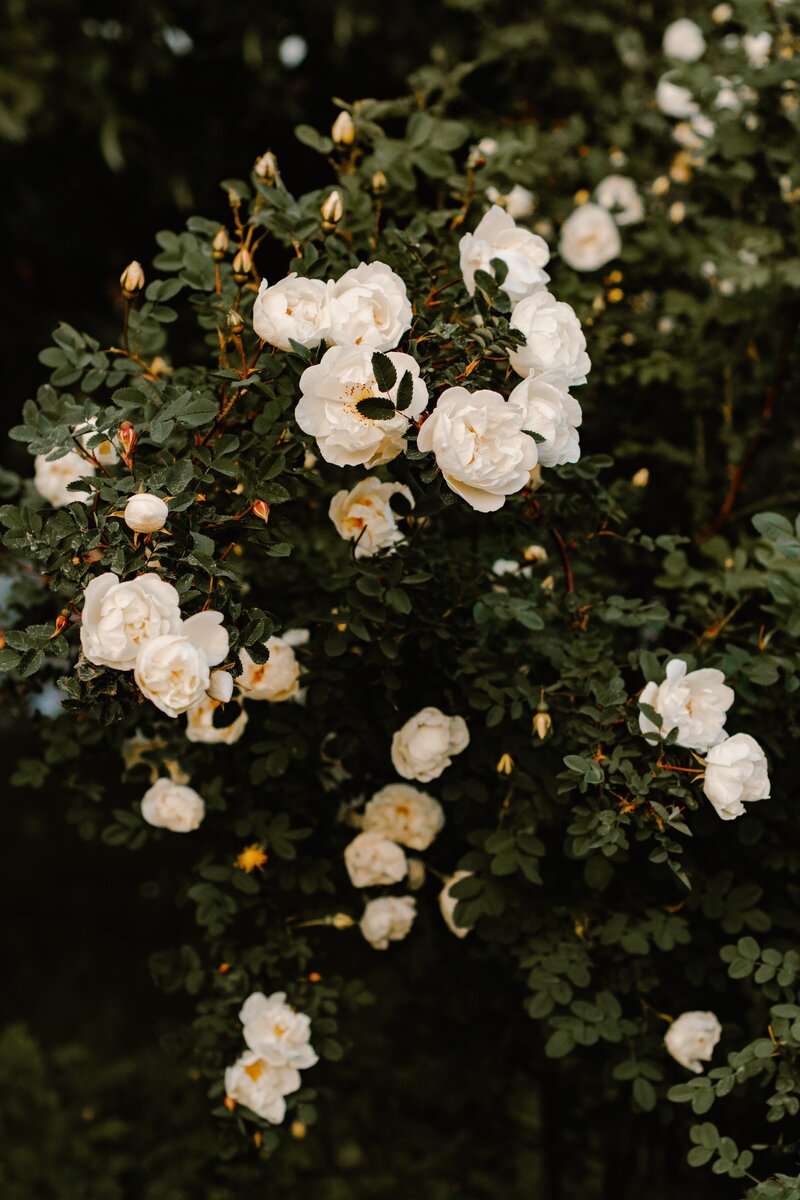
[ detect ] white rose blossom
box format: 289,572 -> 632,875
362,783 -> 445,851
485,184 -> 536,219
123,493 -> 169,534
75,416 -> 119,467
459,205 -> 550,305
703,733 -> 770,820
34,451 -> 95,507
360,896 -> 417,950
417,387 -> 538,513
638,658 -> 734,752
743,31 -> 772,69
238,632 -> 308,702
327,261 -> 412,351
558,203 -> 621,272
391,706 -> 470,783
224,1052 -> 301,1124
656,75 -> 698,119
508,371 -> 582,468
344,831 -> 408,888
141,778 -> 205,832
134,610 -> 230,718
439,870 -> 474,939
185,695 -> 249,745
252,273 -> 330,351
240,991 -> 318,1070
508,291 -> 590,386
664,1011 -> 722,1073
662,18 -> 706,62
594,175 -> 645,226
328,476 -> 414,558
296,344 -> 428,468
80,572 -> 182,670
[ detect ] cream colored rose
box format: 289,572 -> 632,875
664,1011 -> 721,1073
439,870 -> 474,938
639,659 -> 734,752
224,1052 -> 301,1123
134,610 -> 229,718
594,175 -> 644,226
238,632 -> 307,702
703,733 -> 770,820
417,387 -> 538,513
509,371 -> 582,467
656,75 -> 698,119
296,344 -> 427,468
327,261 -> 412,351
124,493 -> 169,534
363,783 -> 444,850
485,184 -> 535,219
344,831 -> 407,888
390,706 -> 469,783
360,896 -> 417,949
186,695 -> 249,745
80,572 -> 182,670
663,18 -> 706,63
141,777 -> 205,832
240,991 -> 318,1069
328,476 -> 414,558
509,291 -> 591,386
34,451 -> 95,507
459,205 -> 550,304
559,203 -> 621,272
252,274 -> 330,351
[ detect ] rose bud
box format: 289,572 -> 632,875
320,190 -> 344,228
372,170 -> 388,195
118,422 -> 137,464
124,493 -> 169,534
253,151 -> 278,185
120,261 -> 145,298
226,309 -> 245,335
331,111 -> 356,146
212,226 -> 229,261
252,499 -> 270,523
232,247 -> 252,283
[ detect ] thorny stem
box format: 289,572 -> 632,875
550,527 -> 575,593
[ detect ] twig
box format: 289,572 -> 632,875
550,527 -> 574,593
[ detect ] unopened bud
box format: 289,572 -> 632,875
330,912 -> 355,929
332,111 -> 356,146
631,467 -> 650,488
120,260 -> 145,298
496,752 -> 514,775
232,247 -> 252,282
212,226 -> 229,261
118,422 -> 137,465
372,169 -> 388,195
226,309 -> 245,335
291,1121 -> 307,1139
407,859 -> 426,890
252,499 -> 270,523
533,710 -> 552,740
320,190 -> 343,228
224,1096 -> 236,1112
51,613 -> 69,639
253,151 -> 278,184
523,543 -> 548,564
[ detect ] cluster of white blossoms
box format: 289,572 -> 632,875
665,1010 -> 722,1074
343,708 -> 472,948
224,991 -> 317,1124
638,658 -> 770,821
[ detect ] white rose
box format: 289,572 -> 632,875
417,387 -> 538,513
75,416 -> 119,467
459,205 -> 550,305
296,344 -> 428,468
359,896 -> 417,950
239,633 -> 306,702
328,476 -> 414,558
124,493 -> 169,534
80,572 -> 182,670
134,610 -> 229,718
714,78 -> 742,112
664,1011 -> 721,1073
492,558 -> 532,579
439,870 -> 474,938
252,274 -> 331,351
509,371 -> 582,468
141,777 -> 205,832
344,831 -> 408,888
485,184 -> 536,219
558,204 -> 621,272
743,31 -> 772,68
638,658 -> 734,752
224,1051 -> 301,1124
508,291 -> 591,386
656,75 -> 698,119
703,733 -> 770,820
594,175 -> 645,226
663,18 -> 706,62
363,783 -> 445,850
390,706 -> 470,783
34,451 -> 95,507
186,695 -> 249,745
327,261 -> 412,351
240,991 -> 318,1070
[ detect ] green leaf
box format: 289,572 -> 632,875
395,370 -> 414,412
371,352 -> 397,394
356,396 -> 396,421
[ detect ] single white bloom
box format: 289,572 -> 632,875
638,658 -> 734,751
417,387 -> 538,513
663,18 -> 706,62
240,991 -> 318,1070
34,451 -> 95,507
252,274 -> 330,351
327,261 -> 412,351
141,777 -> 205,832
391,706 -> 470,783
594,175 -> 645,226
224,1051 -> 301,1124
559,204 -> 621,272
75,415 -> 119,467
80,572 -> 182,670
476,137 -> 498,156
743,31 -> 772,68
363,783 -> 445,851
239,633 -> 306,702
713,77 -> 742,112
360,896 -> 417,949
344,831 -> 408,888
124,493 -> 169,534
703,733 -> 770,820
329,476 -> 414,558
296,344 -> 427,468
656,75 -> 698,118
134,611 -> 229,718
665,1011 -> 721,1073
459,205 -> 550,305
712,3 -> 732,22
508,291 -> 590,386
485,184 -> 536,219
508,371 -> 582,468
439,870 -> 474,938
185,695 -> 249,745
492,558 -> 531,578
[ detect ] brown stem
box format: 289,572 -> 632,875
550,528 -> 574,593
